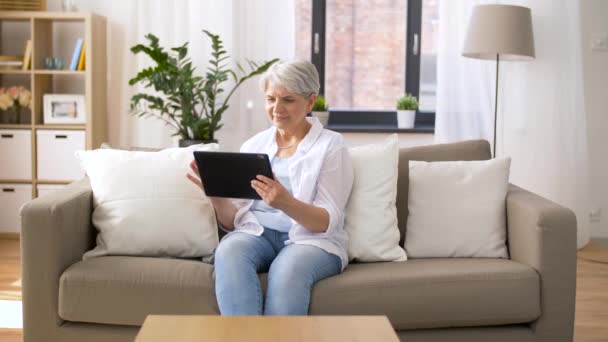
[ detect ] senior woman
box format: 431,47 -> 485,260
187,60 -> 353,316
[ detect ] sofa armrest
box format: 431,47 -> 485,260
20,178 -> 94,342
506,184 -> 577,341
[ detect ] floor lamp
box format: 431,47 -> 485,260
462,4 -> 535,158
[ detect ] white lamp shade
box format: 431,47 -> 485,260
462,4 -> 535,61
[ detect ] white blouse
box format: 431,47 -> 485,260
250,156 -> 294,233
228,117 -> 354,270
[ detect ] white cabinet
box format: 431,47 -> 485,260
0,183 -> 32,233
36,130 -> 85,181
0,130 -> 32,180
37,184 -> 67,198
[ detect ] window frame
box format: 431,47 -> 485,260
310,0 -> 435,132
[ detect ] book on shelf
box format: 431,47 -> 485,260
0,55 -> 23,70
69,38 -> 84,71
22,40 -> 32,70
0,61 -> 23,66
77,42 -> 86,71
0,61 -> 23,70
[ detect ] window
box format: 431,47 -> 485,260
419,0 -> 439,112
295,0 -> 438,131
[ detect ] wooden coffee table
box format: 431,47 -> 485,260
135,315 -> 400,342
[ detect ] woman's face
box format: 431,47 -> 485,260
264,84 -> 316,131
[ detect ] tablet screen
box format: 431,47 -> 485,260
193,151 -> 273,200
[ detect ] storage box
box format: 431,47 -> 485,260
0,129 -> 32,180
37,130 -> 85,181
0,183 -> 32,233
37,184 -> 67,198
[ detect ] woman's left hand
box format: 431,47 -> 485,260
251,175 -> 293,210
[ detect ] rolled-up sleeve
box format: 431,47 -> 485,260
312,145 -> 354,234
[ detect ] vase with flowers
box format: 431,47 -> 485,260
0,86 -> 32,124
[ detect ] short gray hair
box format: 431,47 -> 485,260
259,60 -> 320,97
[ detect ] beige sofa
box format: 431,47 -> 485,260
20,140 -> 577,342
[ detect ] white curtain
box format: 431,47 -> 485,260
435,0 -> 591,248
435,0 -> 495,144
48,0 -> 295,151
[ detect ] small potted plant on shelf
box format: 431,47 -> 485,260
129,30 -> 279,147
396,93 -> 418,129
0,86 -> 31,124
311,95 -> 329,127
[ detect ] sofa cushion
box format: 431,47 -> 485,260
75,143 -> 219,260
405,158 -> 511,258
59,256 -> 219,326
60,257 -> 539,330
345,134 -> 407,262
396,140 -> 491,245
309,258 -> 540,330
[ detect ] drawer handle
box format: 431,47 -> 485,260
2,188 -> 15,192
1,134 -> 14,138
55,135 -> 68,139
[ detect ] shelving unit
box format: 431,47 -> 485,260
0,11 -> 106,234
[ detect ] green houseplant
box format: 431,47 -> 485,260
311,95 -> 329,127
396,93 -> 418,129
129,30 -> 279,146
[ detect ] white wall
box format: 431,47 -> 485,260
581,0 -> 608,239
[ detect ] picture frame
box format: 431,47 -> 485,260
43,94 -> 86,124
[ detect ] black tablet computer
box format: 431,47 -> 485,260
193,151 -> 273,200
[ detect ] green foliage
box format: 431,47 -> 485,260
312,95 -> 329,111
129,31 -> 279,141
396,94 -> 418,111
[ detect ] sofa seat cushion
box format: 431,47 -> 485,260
309,258 -> 540,330
59,256 -> 219,326
60,257 -> 539,330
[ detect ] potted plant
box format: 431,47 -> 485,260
129,31 -> 279,147
0,86 -> 31,124
396,93 -> 418,129
311,95 -> 329,127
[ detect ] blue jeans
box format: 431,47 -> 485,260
214,228 -> 342,315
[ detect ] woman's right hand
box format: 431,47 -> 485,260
186,160 -> 205,192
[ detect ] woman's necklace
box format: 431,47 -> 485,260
277,123 -> 310,150
277,141 -> 299,150
277,136 -> 302,150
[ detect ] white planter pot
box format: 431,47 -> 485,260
397,110 -> 416,129
311,111 -> 329,127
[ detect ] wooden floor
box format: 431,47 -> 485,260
575,239 -> 608,342
1,239 -> 607,342
0,238 -> 22,342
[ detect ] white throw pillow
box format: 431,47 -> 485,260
345,134 -> 407,262
75,143 -> 219,259
404,157 -> 511,258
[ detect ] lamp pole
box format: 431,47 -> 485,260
493,54 -> 500,158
